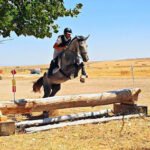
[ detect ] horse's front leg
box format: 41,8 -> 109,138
80,62 -> 88,77
80,62 -> 88,83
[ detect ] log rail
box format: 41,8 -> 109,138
0,88 -> 141,115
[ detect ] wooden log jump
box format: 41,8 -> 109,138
16,109 -> 111,128
25,114 -> 144,133
0,88 -> 141,115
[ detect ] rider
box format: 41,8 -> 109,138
48,28 -> 72,77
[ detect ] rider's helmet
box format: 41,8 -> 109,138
64,28 -> 72,35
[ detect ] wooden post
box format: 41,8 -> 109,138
0,111 -> 8,122
0,121 -> 15,136
0,111 -> 15,136
113,103 -> 148,115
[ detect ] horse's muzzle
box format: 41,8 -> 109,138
83,55 -> 89,62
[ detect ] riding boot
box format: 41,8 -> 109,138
48,57 -> 59,77
47,60 -> 55,77
54,57 -> 59,68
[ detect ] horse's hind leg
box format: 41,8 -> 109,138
25,84 -> 51,119
42,84 -> 61,117
43,84 -> 51,98
50,84 -> 61,97
42,84 -> 52,118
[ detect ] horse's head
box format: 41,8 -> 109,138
68,35 -> 89,62
76,35 -> 89,62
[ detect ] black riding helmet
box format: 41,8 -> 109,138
64,28 -> 72,34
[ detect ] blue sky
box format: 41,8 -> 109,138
0,0 -> 150,66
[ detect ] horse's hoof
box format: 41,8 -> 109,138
80,78 -> 85,83
43,111 -> 49,118
80,75 -> 86,83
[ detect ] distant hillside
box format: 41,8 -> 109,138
0,58 -> 150,78
87,58 -> 150,78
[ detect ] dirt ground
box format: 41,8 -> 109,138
0,75 -> 150,150
0,58 -> 150,150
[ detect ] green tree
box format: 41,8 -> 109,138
0,0 -> 82,38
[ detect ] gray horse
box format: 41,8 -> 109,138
33,35 -> 89,98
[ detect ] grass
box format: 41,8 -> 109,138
0,118 -> 150,150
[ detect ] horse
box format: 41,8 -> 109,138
33,35 -> 89,98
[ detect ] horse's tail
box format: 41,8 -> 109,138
33,76 -> 43,93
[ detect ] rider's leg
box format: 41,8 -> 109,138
47,50 -> 61,77
54,57 -> 59,68
47,57 -> 59,77
47,60 -> 55,77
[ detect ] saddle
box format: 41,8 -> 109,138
47,51 -> 80,78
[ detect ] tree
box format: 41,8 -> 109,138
0,0 -> 82,38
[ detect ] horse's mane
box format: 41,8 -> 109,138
68,36 -> 77,46
68,35 -> 86,46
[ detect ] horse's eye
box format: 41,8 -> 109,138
80,41 -> 85,46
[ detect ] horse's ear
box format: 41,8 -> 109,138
85,35 -> 90,41
77,35 -> 89,41
76,36 -> 83,41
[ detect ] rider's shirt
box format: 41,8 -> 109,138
53,35 -> 71,58
57,35 -> 71,47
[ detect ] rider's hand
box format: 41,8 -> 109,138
63,46 -> 68,50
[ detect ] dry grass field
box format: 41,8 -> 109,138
0,58 -> 150,150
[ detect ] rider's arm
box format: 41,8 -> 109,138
53,36 -> 67,51
53,43 -> 67,51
